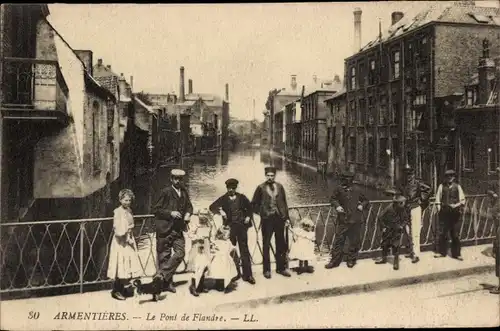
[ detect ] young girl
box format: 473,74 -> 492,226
289,217 -> 316,274
107,189 -> 142,300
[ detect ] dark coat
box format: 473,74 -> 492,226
397,180 -> 431,210
209,192 -> 253,227
152,185 -> 193,236
330,185 -> 369,223
251,182 -> 290,221
378,203 -> 408,230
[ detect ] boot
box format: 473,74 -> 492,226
325,260 -> 340,269
375,248 -> 388,264
304,260 -> 314,273
297,261 -> 304,275
111,279 -> 126,300
189,278 -> 199,297
393,255 -> 400,270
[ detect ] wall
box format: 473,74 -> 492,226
434,24 -> 500,98
327,96 -> 347,174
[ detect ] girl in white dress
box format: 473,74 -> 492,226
289,217 -> 316,274
107,189 -> 142,300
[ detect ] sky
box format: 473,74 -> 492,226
47,1 -> 500,121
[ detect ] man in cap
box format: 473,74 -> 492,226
398,166 -> 431,264
375,195 -> 408,270
325,170 -> 369,269
434,169 -> 465,260
209,178 -> 255,285
251,166 -> 292,279
151,168 -> 193,300
486,166 -> 500,294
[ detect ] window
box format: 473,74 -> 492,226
406,42 -> 414,66
413,94 -> 427,106
342,126 -> 346,147
358,99 -> 365,126
92,101 -> 101,172
391,102 -> 400,125
368,59 -> 376,85
359,62 -> 365,88
358,133 -> 366,163
379,96 -> 388,125
466,88 -> 477,106
379,138 -> 389,167
348,101 -> 356,126
350,66 -> 357,90
367,97 -> 375,125
368,136 -> 375,166
330,127 -> 336,146
462,135 -> 476,171
392,51 -> 400,79
488,145 -> 498,173
392,137 -> 400,157
349,136 -> 356,162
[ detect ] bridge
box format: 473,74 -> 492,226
1,194 -> 496,300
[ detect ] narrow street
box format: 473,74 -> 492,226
223,273 -> 499,328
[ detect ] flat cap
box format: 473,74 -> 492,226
393,195 -> 407,203
225,178 -> 239,187
264,166 -> 277,174
444,169 -> 456,176
171,169 -> 186,177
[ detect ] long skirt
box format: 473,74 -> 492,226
289,237 -> 315,261
107,236 -> 142,279
207,240 -> 239,288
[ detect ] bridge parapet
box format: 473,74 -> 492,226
0,195 -> 495,299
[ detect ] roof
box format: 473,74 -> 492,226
133,95 -> 156,115
276,88 -> 301,97
356,2 -> 500,56
185,93 -> 224,107
325,87 -> 347,102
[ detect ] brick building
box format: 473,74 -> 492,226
325,87 -> 347,175
454,41 -> 499,194
344,2 -> 500,190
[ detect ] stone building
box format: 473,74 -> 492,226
0,4 -> 120,220
325,87 -> 347,175
454,40 -> 499,194
344,1 -> 500,191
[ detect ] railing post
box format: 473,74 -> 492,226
79,222 -> 84,294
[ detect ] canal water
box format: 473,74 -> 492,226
132,147 -> 385,214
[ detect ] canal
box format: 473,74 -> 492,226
132,147 -> 385,214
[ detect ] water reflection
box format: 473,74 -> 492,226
132,147 -> 384,215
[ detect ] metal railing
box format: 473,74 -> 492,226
2,57 -> 68,111
0,195 -> 496,298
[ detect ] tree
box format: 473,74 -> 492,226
135,91 -> 153,106
265,88 -> 281,111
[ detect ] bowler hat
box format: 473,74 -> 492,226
225,178 -> 239,188
264,166 -> 277,174
171,169 -> 186,177
444,169 -> 456,176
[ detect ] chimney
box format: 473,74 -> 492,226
130,76 -> 134,91
313,75 -> 318,85
334,74 -> 341,83
353,7 -> 362,53
188,79 -> 193,94
97,58 -> 103,66
291,75 -> 297,91
391,12 -> 404,26
225,83 -> 229,101
478,38 -> 495,104
118,73 -> 127,98
179,66 -> 185,102
74,50 -> 93,76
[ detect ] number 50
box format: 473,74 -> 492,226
28,311 -> 40,320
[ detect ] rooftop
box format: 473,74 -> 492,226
354,2 -> 500,57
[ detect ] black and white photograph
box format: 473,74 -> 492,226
0,1 -> 499,329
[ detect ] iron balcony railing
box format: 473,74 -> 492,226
2,57 -> 68,112
0,195 -> 496,299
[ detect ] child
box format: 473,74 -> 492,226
107,189 -> 142,300
289,217 -> 316,274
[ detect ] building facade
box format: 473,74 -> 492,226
344,2 -> 500,190
325,88 -> 347,175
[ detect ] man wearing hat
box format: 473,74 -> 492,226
434,169 -> 465,260
398,166 -> 431,264
209,178 -> 255,285
375,195 -> 409,270
486,166 -> 500,294
251,166 -> 292,279
151,168 -> 193,300
325,170 -> 369,269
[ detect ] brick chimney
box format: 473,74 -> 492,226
74,50 -> 93,76
97,58 -> 103,66
291,75 -> 297,91
179,66 -> 185,102
188,79 -> 193,94
118,73 -> 127,97
225,83 -> 229,101
478,38 -> 495,104
353,7 -> 362,53
391,12 -> 404,26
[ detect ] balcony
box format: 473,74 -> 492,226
1,57 -> 69,123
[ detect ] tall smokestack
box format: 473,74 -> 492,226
225,83 -> 229,101
179,66 -> 185,102
291,75 -> 297,91
188,79 -> 193,94
353,7 -> 362,53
